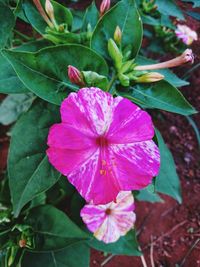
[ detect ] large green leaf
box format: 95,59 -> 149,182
22,243 -> 90,267
91,0 -> 142,60
8,101 -> 61,217
155,129 -> 182,203
0,52 -> 28,94
0,93 -> 33,125
136,56 -> 189,87
2,44 -> 109,105
82,2 -> 99,31
0,3 -> 15,48
25,205 -> 89,251
135,186 -> 163,203
156,0 -> 184,20
23,0 -> 73,35
119,80 -> 196,116
89,229 -> 141,256
0,40 -> 52,95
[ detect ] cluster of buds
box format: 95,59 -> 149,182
175,24 -> 198,46
33,0 -> 58,30
107,26 -> 194,87
100,0 -> 111,17
107,26 -> 166,86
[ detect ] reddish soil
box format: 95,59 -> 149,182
0,1 -> 200,267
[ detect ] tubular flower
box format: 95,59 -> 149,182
47,87 -> 160,204
135,49 -> 194,71
175,24 -> 198,45
81,191 -> 136,243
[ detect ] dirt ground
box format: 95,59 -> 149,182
0,1 -> 200,267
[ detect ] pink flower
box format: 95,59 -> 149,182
47,87 -> 160,204
175,24 -> 198,45
80,191 -> 136,243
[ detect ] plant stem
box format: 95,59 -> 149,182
13,30 -> 33,41
106,73 -> 117,92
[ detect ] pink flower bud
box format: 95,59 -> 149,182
45,0 -> 55,22
68,65 -> 85,86
114,26 -> 122,46
33,0 -> 54,28
100,0 -> 111,17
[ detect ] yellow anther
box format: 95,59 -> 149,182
100,169 -> 107,176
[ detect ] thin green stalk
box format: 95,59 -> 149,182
13,30 -> 33,41
106,73 -> 117,92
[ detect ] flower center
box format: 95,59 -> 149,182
105,208 -> 112,215
96,136 -> 109,147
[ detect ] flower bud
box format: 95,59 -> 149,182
108,38 -> 123,70
19,239 -> 27,248
118,73 -> 130,87
100,0 -> 111,17
114,26 -> 122,46
33,0 -> 54,28
136,72 -> 164,83
45,0 -> 55,22
68,65 -> 85,86
45,0 -> 59,30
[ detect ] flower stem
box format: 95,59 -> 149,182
106,73 -> 117,92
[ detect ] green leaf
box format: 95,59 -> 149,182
89,229 -> 141,256
155,129 -> 182,203
22,243 -> 90,267
0,93 -> 34,125
2,44 -> 108,105
136,56 -> 189,87
25,205 -> 89,251
23,0 -> 73,35
136,185 -> 163,203
0,3 -> 15,48
0,52 -> 28,94
0,39 -> 52,95
71,9 -> 84,31
82,2 -> 99,31
155,0 -> 184,20
120,80 -> 196,116
186,11 -> 200,21
14,39 -> 53,52
8,101 -> 61,217
91,0 -> 142,60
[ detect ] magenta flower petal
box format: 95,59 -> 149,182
68,149 -> 120,204
47,87 -> 160,204
81,191 -> 136,243
107,97 -> 154,143
47,147 -> 97,176
48,123 -> 95,150
110,141 -> 160,190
